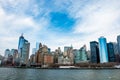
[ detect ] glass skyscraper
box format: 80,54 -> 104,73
107,42 -> 115,62
79,45 -> 87,62
98,36 -> 108,63
18,34 -> 30,65
117,35 -> 120,54
90,41 -> 100,63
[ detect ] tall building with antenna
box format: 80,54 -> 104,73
18,34 -> 30,65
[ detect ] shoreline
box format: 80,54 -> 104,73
0,66 -> 120,70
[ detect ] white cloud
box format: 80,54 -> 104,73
0,0 -> 120,56
68,0 -> 120,47
0,6 -> 47,55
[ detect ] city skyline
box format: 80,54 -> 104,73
0,0 -> 120,55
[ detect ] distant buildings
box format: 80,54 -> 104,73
63,46 -> 74,64
73,45 -> 88,64
2,34 -> 120,67
3,49 -> 18,66
34,43 -> 54,67
98,36 -> 108,63
18,34 -> 30,65
4,49 -> 10,59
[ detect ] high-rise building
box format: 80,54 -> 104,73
36,42 -> 40,51
98,36 -> 108,63
4,49 -> 10,59
18,34 -> 30,65
117,35 -> 120,54
73,45 -> 88,63
73,49 -> 81,63
107,42 -> 115,62
48,48 -> 51,54
64,46 -> 74,64
12,49 -> 18,65
79,45 -> 87,62
90,41 -> 100,63
64,46 -> 73,57
32,48 -> 36,54
113,42 -> 119,54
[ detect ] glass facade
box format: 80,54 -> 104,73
107,42 -> 115,62
98,37 -> 108,63
18,34 -> 30,65
73,49 -> 81,63
90,41 -> 100,63
36,42 -> 40,51
79,45 -> 87,61
117,35 -> 120,54
4,49 -> 10,58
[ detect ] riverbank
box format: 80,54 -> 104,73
1,66 -> 120,70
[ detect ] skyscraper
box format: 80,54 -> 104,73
36,42 -> 40,51
117,35 -> 120,54
73,49 -> 81,63
4,49 -> 10,59
32,48 -> 36,54
64,46 -> 73,57
107,42 -> 115,62
113,42 -> 119,54
18,34 -> 30,65
90,41 -> 100,63
79,45 -> 87,62
98,36 -> 108,63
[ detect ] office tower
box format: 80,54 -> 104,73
36,42 -> 40,51
35,43 -> 43,64
98,36 -> 108,63
117,35 -> 120,54
113,42 -> 119,62
35,43 -> 50,65
64,46 -> 74,64
12,49 -> 18,65
113,42 -> 119,54
48,48 -> 51,54
30,54 -> 36,65
10,49 -> 18,59
11,49 -> 17,56
90,41 -> 100,63
107,42 -> 115,62
87,50 -> 91,60
32,48 -> 36,54
4,49 -> 10,59
79,45 -> 87,62
44,54 -> 54,65
18,34 -> 30,65
73,49 -> 81,63
58,47 -> 62,55
64,46 -> 73,57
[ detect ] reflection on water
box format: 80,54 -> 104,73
0,68 -> 120,80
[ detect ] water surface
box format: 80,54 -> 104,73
0,68 -> 119,80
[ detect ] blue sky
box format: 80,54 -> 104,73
0,0 -> 120,55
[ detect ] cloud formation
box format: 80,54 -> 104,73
0,0 -> 120,55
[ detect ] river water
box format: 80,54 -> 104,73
0,68 -> 120,80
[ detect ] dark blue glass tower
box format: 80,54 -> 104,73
117,35 -> 120,54
107,42 -> 115,62
90,41 -> 100,63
